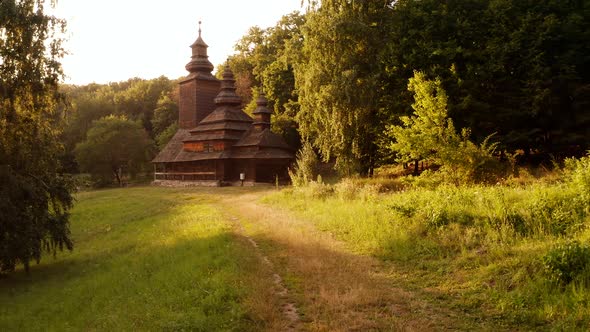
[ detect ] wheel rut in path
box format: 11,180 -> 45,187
230,215 -> 301,331
221,191 -> 494,331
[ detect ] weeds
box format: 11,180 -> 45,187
264,155 -> 590,329
543,241 -> 590,286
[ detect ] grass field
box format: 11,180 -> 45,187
2,165 -> 589,330
0,187 -> 280,331
262,171 -> 590,330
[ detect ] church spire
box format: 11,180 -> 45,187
185,20 -> 214,75
252,91 -> 272,131
214,63 -> 242,106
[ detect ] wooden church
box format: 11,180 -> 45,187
152,25 -> 294,186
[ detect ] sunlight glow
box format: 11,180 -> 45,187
50,0 -> 303,84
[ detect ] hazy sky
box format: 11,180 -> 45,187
50,0 -> 304,85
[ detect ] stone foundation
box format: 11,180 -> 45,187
152,179 -> 221,187
152,180 -> 276,187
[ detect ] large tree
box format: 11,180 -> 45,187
229,12 -> 305,149
296,0 -> 391,175
75,115 -> 154,186
0,0 -> 73,273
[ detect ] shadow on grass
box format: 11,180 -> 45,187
0,232 -> 259,331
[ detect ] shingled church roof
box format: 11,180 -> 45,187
152,25 -> 294,165
186,65 -> 253,142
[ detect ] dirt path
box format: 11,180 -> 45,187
219,190 -> 482,331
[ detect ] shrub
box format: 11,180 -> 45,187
527,189 -> 584,235
357,184 -> 381,202
289,142 -> 318,187
294,180 -> 334,200
564,154 -> 590,214
543,241 -> 590,285
334,178 -> 358,200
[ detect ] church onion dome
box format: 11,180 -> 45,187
185,21 -> 214,75
252,92 -> 272,130
214,64 -> 242,106
253,94 -> 272,115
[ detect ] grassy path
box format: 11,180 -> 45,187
1,186 -> 517,331
220,190 -> 504,331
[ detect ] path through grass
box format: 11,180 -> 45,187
5,184 -> 583,331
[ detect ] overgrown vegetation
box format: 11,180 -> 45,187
385,71 -> 502,184
288,142 -> 319,187
265,154 -> 590,329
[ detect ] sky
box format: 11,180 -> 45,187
49,0 -> 304,85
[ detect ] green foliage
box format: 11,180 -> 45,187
543,241 -> 590,285
75,116 -> 154,186
334,178 -> 381,202
386,72 -> 454,164
265,165 -> 590,328
155,123 -> 178,150
564,153 -> 590,213
0,0 -> 74,273
381,0 -> 590,157
61,77 -> 177,172
296,1 -> 388,175
387,72 -> 502,184
229,12 -> 304,148
288,142 -> 319,187
151,93 -> 178,138
227,0 -> 590,172
112,76 -> 175,134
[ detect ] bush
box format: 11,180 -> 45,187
304,180 -> 334,200
289,142 -> 318,187
543,241 -> 590,285
334,178 -> 358,200
527,189 -> 584,235
564,154 -> 590,214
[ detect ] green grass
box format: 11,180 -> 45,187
0,187 -> 262,331
262,169 -> 590,330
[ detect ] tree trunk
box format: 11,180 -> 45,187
413,159 -> 419,176
113,167 -> 121,187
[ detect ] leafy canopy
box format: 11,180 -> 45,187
75,115 -> 154,186
0,0 -> 74,273
387,72 -> 500,184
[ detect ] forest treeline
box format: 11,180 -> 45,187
62,0 -> 590,180
60,77 -> 178,177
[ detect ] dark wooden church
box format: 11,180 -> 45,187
152,26 -> 294,186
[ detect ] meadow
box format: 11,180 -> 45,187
1,157 -> 589,331
0,187 -> 282,331
263,157 -> 590,330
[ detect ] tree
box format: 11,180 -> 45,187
75,116 -> 154,186
386,72 -> 499,184
295,0 -> 390,175
0,0 -> 74,273
151,94 -> 178,137
112,76 -> 175,137
151,93 -> 179,149
61,77 -> 178,172
229,12 -> 305,149
381,0 -> 590,159
386,72 -> 452,173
